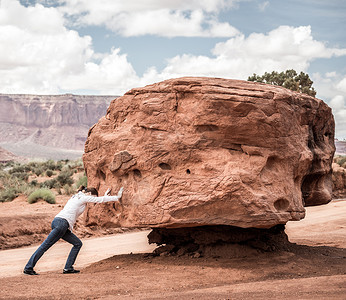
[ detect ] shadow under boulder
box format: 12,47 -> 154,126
148,225 -> 290,258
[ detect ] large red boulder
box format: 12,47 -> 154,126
83,77 -> 335,229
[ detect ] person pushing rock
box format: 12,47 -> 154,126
24,186 -> 123,275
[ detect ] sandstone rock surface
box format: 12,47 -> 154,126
332,163 -> 346,198
83,77 -> 335,229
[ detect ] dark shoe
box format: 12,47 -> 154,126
24,269 -> 39,275
63,268 -> 80,274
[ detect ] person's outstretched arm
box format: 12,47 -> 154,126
83,187 -> 124,204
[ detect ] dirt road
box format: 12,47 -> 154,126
0,230 -> 155,278
0,199 -> 345,299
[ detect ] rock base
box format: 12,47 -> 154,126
148,225 -> 290,258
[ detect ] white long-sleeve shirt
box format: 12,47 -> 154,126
55,191 -> 120,231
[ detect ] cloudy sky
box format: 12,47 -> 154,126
0,0 -> 346,139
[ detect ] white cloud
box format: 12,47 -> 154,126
0,0 -> 138,94
106,9 -> 239,38
312,73 -> 346,139
61,48 -> 139,94
58,0 -> 241,37
329,95 -> 346,139
313,73 -> 346,100
58,0 -> 240,15
336,77 -> 346,93
142,26 -> 346,81
330,95 -> 345,111
213,26 -> 345,61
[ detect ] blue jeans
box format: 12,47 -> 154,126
25,217 -> 82,270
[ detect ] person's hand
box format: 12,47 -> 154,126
117,187 -> 124,199
104,188 -> 111,196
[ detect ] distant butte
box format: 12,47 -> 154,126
0,94 -> 117,159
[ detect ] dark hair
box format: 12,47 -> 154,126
77,185 -> 98,197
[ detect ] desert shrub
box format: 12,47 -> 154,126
0,159 -> 85,202
335,156 -> 346,167
46,170 -> 54,177
43,159 -> 57,171
61,164 -> 72,172
58,160 -> 70,170
20,185 -> 36,197
40,178 -> 58,189
29,179 -> 38,187
8,164 -> 31,174
0,169 -> 27,201
1,161 -> 15,170
0,187 -> 18,202
75,174 -> 87,189
67,159 -> 84,172
10,172 -> 29,182
57,170 -> 74,186
57,162 -> 64,171
27,161 -> 39,172
0,162 -> 14,171
63,184 -> 75,195
28,189 -> 56,204
33,166 -> 44,177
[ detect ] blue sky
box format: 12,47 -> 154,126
1,0 -> 346,138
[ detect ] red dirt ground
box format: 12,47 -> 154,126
0,198 -> 345,299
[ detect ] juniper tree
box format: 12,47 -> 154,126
248,69 -> 316,97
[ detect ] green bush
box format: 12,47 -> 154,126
46,169 -> 54,177
57,170 -> 74,186
55,161 -> 63,171
0,188 -> 18,202
0,158 -> 85,203
28,189 -> 56,204
21,185 -> 36,197
75,174 -> 87,189
0,170 -> 25,202
33,166 -> 44,177
336,156 -> 346,167
10,172 -> 29,182
30,179 -> 38,187
67,159 -> 84,172
1,161 -> 15,170
40,178 -> 58,189
8,164 -> 31,174
63,184 -> 75,195
43,160 -> 57,171
27,161 -> 39,172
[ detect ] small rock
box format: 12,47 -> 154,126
176,248 -> 186,257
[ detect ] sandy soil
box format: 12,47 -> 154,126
0,199 -> 345,299
0,230 -> 156,278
